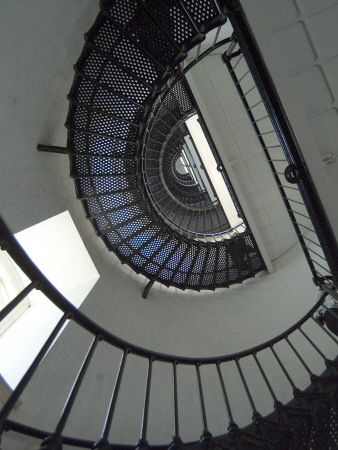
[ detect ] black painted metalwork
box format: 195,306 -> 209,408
222,4 -> 338,287
0,281 -> 38,322
0,214 -> 337,448
98,348 -> 129,446
2,0 -> 338,448
0,311 -> 69,431
142,279 -> 155,299
62,0 -> 266,291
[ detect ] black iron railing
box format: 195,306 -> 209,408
222,3 -> 338,288
0,216 -> 337,449
3,0 -> 337,448
61,0 -> 266,290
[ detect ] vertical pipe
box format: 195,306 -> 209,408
285,336 -> 313,376
311,316 -> 338,344
252,353 -> 278,405
270,345 -> 298,391
212,26 -> 221,48
196,43 -> 201,62
298,328 -> 328,362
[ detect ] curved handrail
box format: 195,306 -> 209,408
0,215 -> 332,365
1,2 -> 337,448
1,214 -> 337,450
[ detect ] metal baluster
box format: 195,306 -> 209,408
298,327 -> 331,367
235,358 -> 260,420
94,348 -> 129,449
41,335 -> 100,448
169,361 -> 183,449
212,26 -> 221,48
196,42 -> 202,62
195,364 -> 213,444
136,357 -> 154,449
252,353 -> 280,408
321,304 -> 338,318
0,313 -> 69,430
311,316 -> 338,344
216,362 -> 238,431
0,281 -> 38,322
270,345 -> 299,395
284,336 -> 313,378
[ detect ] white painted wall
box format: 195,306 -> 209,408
0,0 -> 337,448
0,0 -> 99,233
186,54 -> 302,267
0,212 -> 99,389
3,247 -> 335,448
240,0 -> 338,240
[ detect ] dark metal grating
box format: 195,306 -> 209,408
66,0 -> 266,290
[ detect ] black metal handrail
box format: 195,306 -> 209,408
222,3 -> 338,287
1,216 -> 335,365
2,1 -> 337,447
0,215 -> 337,448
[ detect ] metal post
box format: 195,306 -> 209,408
136,357 -> 154,448
98,348 -> 129,446
235,358 -> 259,419
216,362 -> 237,430
195,363 -> 211,440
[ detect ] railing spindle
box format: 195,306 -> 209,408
270,345 -> 298,392
252,353 -> 279,406
0,313 -> 69,430
0,281 -> 38,322
298,328 -> 329,364
55,335 -> 100,435
216,362 -> 237,429
285,336 -> 313,377
101,348 -> 129,441
173,361 -> 180,439
235,358 -> 259,419
311,316 -> 338,344
212,26 -> 221,48
137,357 -> 154,448
168,361 -> 184,449
195,364 -> 213,442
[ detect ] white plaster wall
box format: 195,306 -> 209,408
2,246 -> 336,448
0,0 -> 99,233
186,54 -> 304,266
0,0 -> 337,448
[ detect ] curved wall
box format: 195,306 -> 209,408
0,1 -> 337,448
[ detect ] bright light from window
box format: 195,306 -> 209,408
185,115 -> 241,229
0,211 -> 100,388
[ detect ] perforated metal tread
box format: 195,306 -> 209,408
67,0 -> 266,290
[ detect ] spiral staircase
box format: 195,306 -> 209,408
0,0 -> 338,449
62,0 -> 267,291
